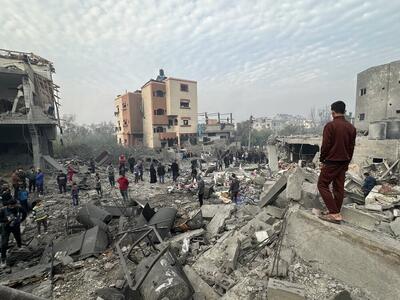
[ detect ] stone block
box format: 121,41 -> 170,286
390,218 -> 400,237
222,236 -> 241,272
258,175 -> 287,207
341,206 -> 379,231
183,266 -> 220,300
286,168 -> 303,201
267,278 -> 305,300
264,206 -> 285,219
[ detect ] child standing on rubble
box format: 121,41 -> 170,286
95,173 -> 103,197
71,182 -> 79,208
32,198 -> 48,236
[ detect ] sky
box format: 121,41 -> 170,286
1,0 -> 399,124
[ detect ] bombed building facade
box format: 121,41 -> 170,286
355,60 -> 400,136
0,49 -> 60,169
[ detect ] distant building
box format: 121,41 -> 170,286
114,91 -> 143,146
198,113 -> 234,142
114,70 -> 198,148
253,114 -> 313,132
355,60 -> 400,131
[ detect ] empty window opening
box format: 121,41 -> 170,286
180,99 -> 190,109
372,158 -> 383,163
183,120 -> 189,126
396,110 -> 400,114
154,109 -> 165,115
359,113 -> 365,121
153,90 -> 164,97
359,88 -> 366,96
180,84 -> 189,92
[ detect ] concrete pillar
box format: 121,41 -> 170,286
267,144 -> 279,172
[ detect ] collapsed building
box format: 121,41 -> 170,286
198,112 -> 235,144
0,49 -> 61,170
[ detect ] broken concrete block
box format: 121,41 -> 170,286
267,144 -> 279,172
341,206 -> 379,231
95,287 -> 125,300
279,247 -> 295,265
201,204 -> 225,219
286,168 -> 303,201
389,218 -> 400,237
223,236 -> 240,273
267,278 -> 305,300
168,229 -> 205,245
259,175 -> 287,207
365,204 -> 383,211
183,266 -> 220,300
266,259 -> 289,278
264,206 -> 285,219
206,205 -> 235,236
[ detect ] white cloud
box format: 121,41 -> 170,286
0,0 -> 399,123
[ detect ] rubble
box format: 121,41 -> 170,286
1,147 -> 400,300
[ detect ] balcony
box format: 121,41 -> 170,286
158,132 -> 177,140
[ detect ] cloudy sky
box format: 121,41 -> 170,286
1,0 -> 399,124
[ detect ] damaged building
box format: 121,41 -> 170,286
0,49 -> 61,169
198,112 -> 235,143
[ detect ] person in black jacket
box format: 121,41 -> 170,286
0,199 -> 27,268
171,160 -> 179,182
128,156 -> 136,174
1,186 -> 12,206
229,174 -> 240,204
157,163 -> 166,184
56,170 -> 67,194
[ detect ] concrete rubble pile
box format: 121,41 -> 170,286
1,149 -> 400,300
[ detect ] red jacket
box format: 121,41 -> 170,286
320,116 -> 356,163
117,176 -> 129,190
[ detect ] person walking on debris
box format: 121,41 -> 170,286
197,175 -> 205,207
128,155 -> 136,174
224,155 -> 230,169
1,185 -> 12,206
119,154 -> 127,175
134,163 -> 140,183
229,173 -> 240,204
89,158 -> 96,174
157,162 -> 166,184
17,186 -> 29,213
11,170 -> 19,198
150,162 -> 157,184
35,169 -> 44,196
27,166 -> 36,193
191,165 -> 198,182
0,199 -> 27,268
56,170 -> 67,194
107,163 -> 115,187
138,160 -> 144,181
71,182 -> 79,208
362,172 -> 376,197
32,198 -> 48,236
17,169 -> 26,189
67,163 -> 76,183
317,101 -> 356,224
95,173 -> 103,197
171,160 -> 179,182
117,174 -> 129,201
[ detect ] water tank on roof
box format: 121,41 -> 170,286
386,120 -> 400,139
368,122 -> 386,140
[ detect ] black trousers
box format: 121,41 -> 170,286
58,182 -> 67,193
29,180 -> 36,192
1,225 -> 22,262
198,193 -> 204,206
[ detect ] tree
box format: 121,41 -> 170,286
235,120 -> 272,147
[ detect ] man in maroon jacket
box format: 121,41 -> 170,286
317,101 -> 356,224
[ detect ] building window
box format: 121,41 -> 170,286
154,109 -> 165,115
208,133 -> 216,137
180,99 -> 190,109
122,102 -> 127,109
359,88 -> 366,96
359,113 -> 365,121
153,90 -> 164,97
174,118 -> 178,125
183,120 -> 189,126
396,110 -> 400,114
154,126 -> 164,133
180,84 -> 189,92
168,119 -> 173,126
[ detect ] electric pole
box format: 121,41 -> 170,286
248,115 -> 254,150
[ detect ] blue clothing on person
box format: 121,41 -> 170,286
35,172 -> 44,185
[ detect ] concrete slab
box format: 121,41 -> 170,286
168,229 -> 205,244
264,205 -> 285,219
258,175 -> 287,207
286,168 -> 303,201
341,206 -> 379,231
284,209 -> 400,300
267,278 -> 305,300
222,236 -> 240,272
183,266 -> 220,300
389,217 -> 400,237
206,205 -> 235,236
201,204 -> 234,219
80,226 -> 109,259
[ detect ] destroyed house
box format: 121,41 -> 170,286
0,49 -> 61,169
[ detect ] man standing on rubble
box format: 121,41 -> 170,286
56,170 -> 67,194
117,174 -> 129,202
317,101 -> 356,224
171,160 -> 179,182
197,175 -> 205,206
128,155 -> 136,174
27,166 -> 36,193
0,199 -> 27,268
229,174 -> 240,204
107,163 -> 115,187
